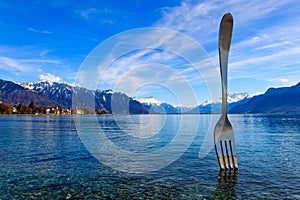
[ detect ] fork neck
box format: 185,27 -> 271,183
220,50 -> 229,116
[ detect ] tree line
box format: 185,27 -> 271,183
0,101 -> 109,115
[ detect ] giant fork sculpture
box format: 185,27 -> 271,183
214,13 -> 238,170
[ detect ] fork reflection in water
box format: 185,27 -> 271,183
213,170 -> 238,199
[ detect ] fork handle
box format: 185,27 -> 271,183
219,13 -> 233,116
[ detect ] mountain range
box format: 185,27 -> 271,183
133,97 -> 193,114
134,93 -> 251,114
0,79 -> 148,114
135,83 -> 300,114
230,82 -> 300,113
0,78 -> 299,114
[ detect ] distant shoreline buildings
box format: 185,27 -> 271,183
0,101 -> 109,115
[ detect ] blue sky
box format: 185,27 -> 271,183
0,0 -> 299,105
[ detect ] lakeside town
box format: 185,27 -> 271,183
0,101 -> 109,115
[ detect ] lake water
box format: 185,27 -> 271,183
0,114 -> 299,199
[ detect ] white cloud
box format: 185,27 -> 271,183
271,78 -> 289,83
269,78 -> 299,86
231,46 -> 300,69
0,56 -> 27,71
89,29 -> 218,93
156,0 -> 300,61
154,0 -> 300,93
280,78 -> 289,83
77,8 -> 97,19
75,8 -> 113,24
255,42 -> 292,50
0,56 -> 60,72
27,27 -> 52,34
39,73 -> 61,82
39,49 -> 52,58
156,0 -> 297,35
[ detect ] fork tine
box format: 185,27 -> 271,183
215,141 -> 225,170
233,155 -> 238,169
218,156 -> 225,170
226,140 -> 234,169
230,141 -> 238,169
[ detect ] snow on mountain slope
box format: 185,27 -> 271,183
14,81 -> 148,114
14,80 -> 263,114
201,93 -> 250,106
134,97 -> 165,106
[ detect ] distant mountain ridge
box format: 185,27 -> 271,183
134,97 -> 194,114
134,94 -> 251,114
0,79 -> 148,114
126,84 -> 300,114
200,93 -> 251,106
0,79 -> 299,114
230,82 -> 300,113
188,93 -> 251,114
18,81 -> 75,108
0,79 -> 56,106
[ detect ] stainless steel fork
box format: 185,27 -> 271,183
214,13 -> 238,170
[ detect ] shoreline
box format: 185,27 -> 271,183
0,113 -> 299,117
0,113 -> 111,117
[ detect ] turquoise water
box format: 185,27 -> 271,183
0,115 -> 299,199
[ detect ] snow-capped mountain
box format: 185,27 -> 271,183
134,97 -> 178,113
134,97 -> 164,106
201,93 -> 250,106
18,81 -> 74,107
134,93 -> 252,114
0,79 -> 55,106
189,93 -> 252,113
13,80 -> 148,114
2,78 -> 300,114
230,82 -> 300,113
134,97 -> 195,114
